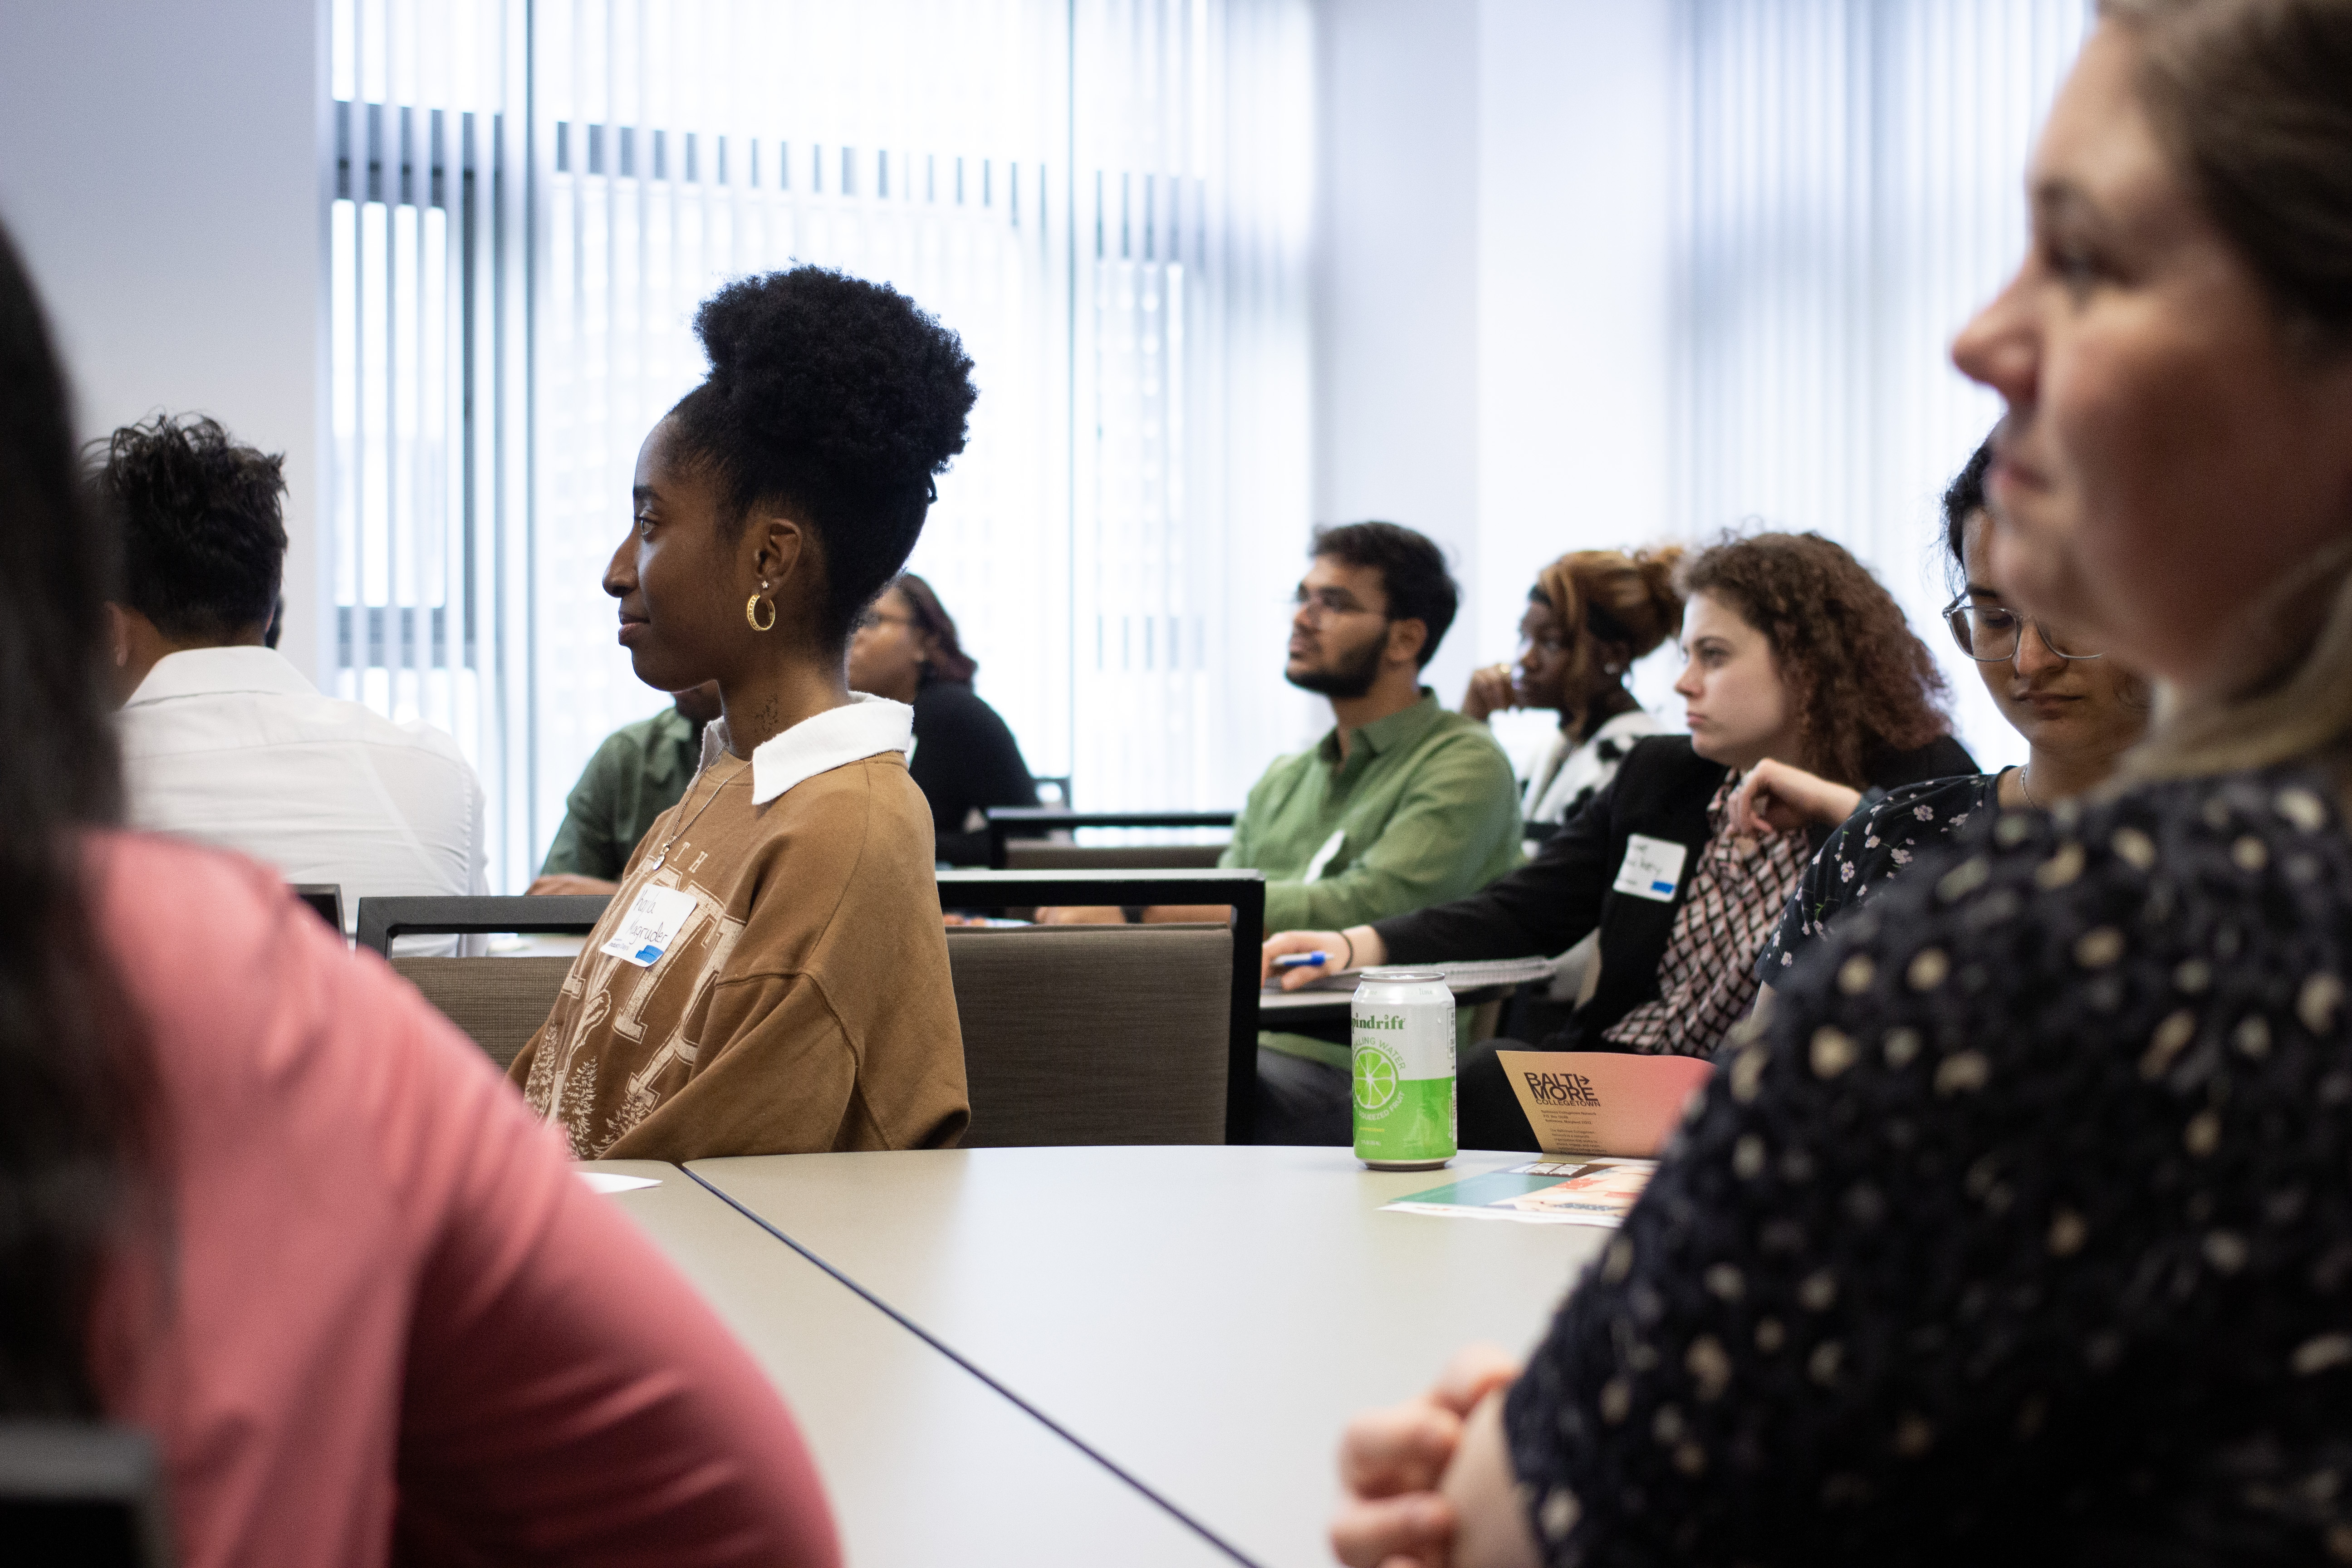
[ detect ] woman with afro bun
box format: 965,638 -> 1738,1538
513,266 -> 979,1161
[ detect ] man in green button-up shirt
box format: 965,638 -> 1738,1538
528,683 -> 720,892
1052,524 -> 1522,1141
1236,527 -> 1522,1141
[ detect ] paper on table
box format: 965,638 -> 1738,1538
1383,1159 -> 1656,1227
578,1171 -> 662,1194
1496,1050 -> 1712,1157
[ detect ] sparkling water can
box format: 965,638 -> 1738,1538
1351,968 -> 1457,1170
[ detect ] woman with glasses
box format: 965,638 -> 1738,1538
1742,437 -> 2149,985
848,573 -> 1039,865
1459,547 -> 1687,825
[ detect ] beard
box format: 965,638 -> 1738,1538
1285,631 -> 1385,699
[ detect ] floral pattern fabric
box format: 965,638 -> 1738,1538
1754,772 -> 2000,985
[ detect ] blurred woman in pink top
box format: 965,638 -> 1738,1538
0,217 -> 838,1567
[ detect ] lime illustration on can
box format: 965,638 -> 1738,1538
1351,967 -> 1456,1170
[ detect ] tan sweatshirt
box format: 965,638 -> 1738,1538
512,696 -> 968,1159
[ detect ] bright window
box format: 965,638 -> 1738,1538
330,0 -> 1312,888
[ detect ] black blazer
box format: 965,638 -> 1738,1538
1372,733 -> 1977,1050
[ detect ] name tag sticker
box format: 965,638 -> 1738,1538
1612,835 -> 1687,902
600,885 -> 699,968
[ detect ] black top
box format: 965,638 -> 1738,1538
1754,770 -> 2004,985
1373,734 -> 1975,1051
910,678 -> 1038,866
1503,767 -> 2352,1564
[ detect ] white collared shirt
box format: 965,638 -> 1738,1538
697,691 -> 916,803
691,696 -> 912,804
118,648 -> 489,929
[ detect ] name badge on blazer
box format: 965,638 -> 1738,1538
1612,835 -> 1687,902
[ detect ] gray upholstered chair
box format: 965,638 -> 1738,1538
0,1421 -> 175,1565
945,922 -> 1232,1147
390,956 -> 574,1071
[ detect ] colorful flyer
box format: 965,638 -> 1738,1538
1494,1050 -> 1713,1157
1383,1159 -> 1657,1227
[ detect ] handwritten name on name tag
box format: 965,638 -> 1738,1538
600,885 -> 699,968
1612,834 -> 1688,902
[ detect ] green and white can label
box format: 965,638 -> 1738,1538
1352,968 -> 1457,1170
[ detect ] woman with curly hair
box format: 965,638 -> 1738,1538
1265,531 -> 1973,1146
511,266 -> 978,1160
1459,546 -> 1687,825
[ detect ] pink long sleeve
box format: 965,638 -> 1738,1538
87,832 -> 838,1568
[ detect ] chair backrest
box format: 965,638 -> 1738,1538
1002,841 -> 1227,871
392,956 -> 576,1070
1029,773 -> 1073,808
354,894 -> 612,956
290,884 -> 343,934
936,868 -> 1264,1142
984,807 -> 1236,869
0,1422 -> 173,1567
945,923 -> 1230,1146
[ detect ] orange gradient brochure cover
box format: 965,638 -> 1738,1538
1494,1050 -> 1715,1157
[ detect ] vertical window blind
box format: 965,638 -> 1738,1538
332,0 -> 1311,889
1672,0 -> 2094,767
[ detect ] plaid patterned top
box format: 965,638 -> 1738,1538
1601,776 -> 1808,1058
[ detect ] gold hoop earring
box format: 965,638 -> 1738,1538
746,593 -> 777,632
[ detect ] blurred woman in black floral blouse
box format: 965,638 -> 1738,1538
1747,436 -> 2150,989
1333,2 -> 2352,1564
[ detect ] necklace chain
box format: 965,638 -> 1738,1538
2018,764 -> 2041,810
644,756 -> 752,873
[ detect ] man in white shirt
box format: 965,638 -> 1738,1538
98,415 -> 487,932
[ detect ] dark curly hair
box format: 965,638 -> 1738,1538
670,267 -> 977,647
1310,521 -> 1459,667
1680,531 -> 1951,787
1940,436 -> 1996,589
90,414 -> 287,643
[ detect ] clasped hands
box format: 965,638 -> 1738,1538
1332,1343 -> 1539,1568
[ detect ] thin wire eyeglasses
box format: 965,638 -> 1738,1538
1290,587 -> 1382,623
1940,594 -> 2106,663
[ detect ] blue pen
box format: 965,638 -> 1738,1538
1272,951 -> 1328,970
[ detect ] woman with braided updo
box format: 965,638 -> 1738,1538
1459,547 -> 1686,826
511,266 -> 978,1161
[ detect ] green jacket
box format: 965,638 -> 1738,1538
1224,691 -> 1523,934
540,708 -> 703,880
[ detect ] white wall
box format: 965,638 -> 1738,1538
0,0 -> 328,678
1310,0 -> 1483,716
1313,0 -> 1679,763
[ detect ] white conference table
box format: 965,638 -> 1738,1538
582,1159 -> 1241,1568
686,1145 -> 1607,1568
